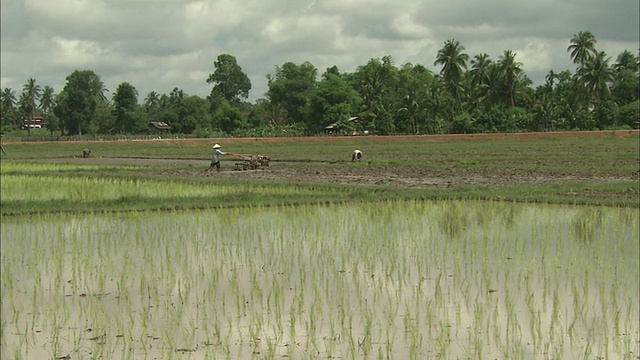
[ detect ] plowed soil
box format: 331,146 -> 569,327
44,131 -> 638,196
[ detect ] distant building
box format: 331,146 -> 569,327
22,115 -> 45,129
148,121 -> 172,134
324,116 -> 361,135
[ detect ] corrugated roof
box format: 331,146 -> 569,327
149,121 -> 172,129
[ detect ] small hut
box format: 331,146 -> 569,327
148,121 -> 172,134
324,117 -> 360,135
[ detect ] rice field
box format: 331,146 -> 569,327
1,200 -> 638,359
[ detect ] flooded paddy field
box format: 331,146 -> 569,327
1,200 -> 638,359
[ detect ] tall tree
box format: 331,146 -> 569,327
53,70 -> 107,135
266,61 -> 317,125
39,86 -> 56,114
469,53 -> 492,88
112,82 -> 140,133
434,39 -> 469,112
613,50 -> 638,73
611,50 -> 640,104
578,51 -> 614,104
497,50 -> 524,107
349,56 -> 399,133
22,78 -> 41,136
1,88 -> 17,127
39,86 -> 57,134
207,54 -> 252,104
567,31 -> 598,67
395,63 -> 434,134
307,72 -> 362,133
144,91 -> 160,109
468,53 -> 493,109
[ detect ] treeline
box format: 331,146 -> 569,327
1,31 -> 638,137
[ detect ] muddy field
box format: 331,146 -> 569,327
15,130 -> 639,201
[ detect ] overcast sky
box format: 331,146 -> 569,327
1,0 -> 638,103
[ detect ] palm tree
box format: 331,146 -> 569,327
169,88 -> 186,108
469,53 -> 492,87
468,53 -> 493,108
1,88 -> 17,127
23,78 -> 41,136
88,74 -> 109,104
613,50 -> 638,73
39,86 -> 56,114
567,31 -> 598,67
434,39 -> 469,112
144,91 -> 160,108
578,51 -> 614,103
497,50 -> 524,107
144,91 -> 161,119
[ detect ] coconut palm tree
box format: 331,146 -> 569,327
23,78 -> 41,136
578,51 -> 614,104
434,39 -> 469,112
144,91 -> 160,109
88,73 -> 109,104
567,31 -> 598,67
468,53 -> 493,108
1,88 -> 17,127
497,50 -> 524,107
613,50 -> 638,73
39,86 -> 56,114
469,53 -> 492,88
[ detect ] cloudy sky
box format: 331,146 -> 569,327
1,0 -> 638,103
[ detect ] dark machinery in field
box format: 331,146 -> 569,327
229,153 -> 271,170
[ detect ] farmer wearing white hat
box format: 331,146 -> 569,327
211,144 -> 226,171
352,149 -> 363,162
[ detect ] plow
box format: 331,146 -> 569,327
228,153 -> 271,170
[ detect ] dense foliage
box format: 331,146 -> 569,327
1,32 -> 638,137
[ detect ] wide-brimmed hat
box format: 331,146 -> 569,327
213,144 -> 221,149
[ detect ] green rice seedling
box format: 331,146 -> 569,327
1,200 -> 637,358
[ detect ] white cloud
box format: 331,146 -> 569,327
1,0 -> 637,102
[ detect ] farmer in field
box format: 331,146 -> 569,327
211,144 -> 226,171
352,149 -> 363,162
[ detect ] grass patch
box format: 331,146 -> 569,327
1,131 -> 638,214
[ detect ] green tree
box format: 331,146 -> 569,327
266,61 -> 317,125
611,50 -> 640,105
54,70 -> 107,135
613,50 -> 638,73
39,86 -> 56,115
349,56 -> 399,134
207,54 -> 252,104
112,82 -> 140,133
182,95 -> 212,134
567,31 -> 598,67
469,53 -> 492,88
497,50 -> 525,107
93,101 -> 116,134
615,100 -> 639,128
1,88 -> 17,127
213,100 -> 246,134
434,39 -> 469,113
468,53 -> 493,109
144,91 -> 160,110
395,63 -> 434,134
306,71 -> 362,133
40,86 -> 57,135
578,51 -> 614,104
22,78 -> 41,136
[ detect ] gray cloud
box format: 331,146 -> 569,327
1,0 -> 638,103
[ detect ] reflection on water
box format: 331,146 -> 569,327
1,201 -> 638,359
